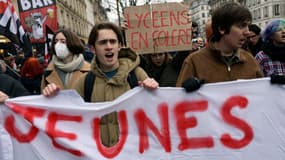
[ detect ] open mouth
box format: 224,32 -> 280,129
240,39 -> 246,44
105,52 -> 114,58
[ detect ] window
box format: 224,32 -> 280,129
263,6 -> 268,17
253,10 -> 257,20
274,4 -> 280,16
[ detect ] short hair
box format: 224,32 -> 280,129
51,29 -> 84,55
88,22 -> 123,48
249,24 -> 261,35
211,2 -> 252,41
20,57 -> 43,78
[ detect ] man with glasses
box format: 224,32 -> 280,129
247,24 -> 265,56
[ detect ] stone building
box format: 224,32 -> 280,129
208,0 -> 285,29
245,0 -> 285,29
189,0 -> 211,40
57,0 -> 108,41
208,0 -> 246,14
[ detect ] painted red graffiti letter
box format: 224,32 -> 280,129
135,103 -> 171,153
92,110 -> 128,158
174,100 -> 214,150
220,96 -> 254,149
46,112 -> 83,156
4,103 -> 45,142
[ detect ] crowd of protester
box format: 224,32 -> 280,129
0,2 -> 285,148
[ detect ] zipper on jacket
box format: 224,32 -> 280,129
227,64 -> 232,80
227,65 -> 231,72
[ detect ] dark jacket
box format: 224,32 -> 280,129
21,75 -> 42,95
248,38 -> 265,56
160,51 -> 191,87
142,53 -> 172,85
0,73 -> 30,97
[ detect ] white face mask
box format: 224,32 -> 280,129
55,42 -> 70,59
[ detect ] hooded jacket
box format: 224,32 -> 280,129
73,48 -> 148,146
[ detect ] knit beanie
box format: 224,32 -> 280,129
262,19 -> 285,42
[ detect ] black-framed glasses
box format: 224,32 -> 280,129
97,39 -> 118,45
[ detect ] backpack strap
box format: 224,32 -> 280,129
127,70 -> 138,88
84,71 -> 95,102
84,70 -> 138,102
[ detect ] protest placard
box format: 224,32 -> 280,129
124,3 -> 192,54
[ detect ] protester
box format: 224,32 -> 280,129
191,38 -> 201,52
205,19 -> 213,46
42,22 -> 159,147
142,52 -> 172,83
20,57 -> 44,95
41,29 -> 90,90
255,19 -> 285,76
80,39 -> 94,63
0,56 -> 21,80
191,21 -> 199,39
3,52 -> 17,71
0,67 -> 30,160
158,50 -> 191,87
247,24 -> 265,56
15,51 -> 26,70
176,2 -> 263,91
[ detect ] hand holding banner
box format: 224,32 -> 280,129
1,78 -> 285,159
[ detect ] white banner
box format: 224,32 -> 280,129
1,78 -> 285,160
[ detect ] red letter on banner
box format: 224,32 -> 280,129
4,103 -> 45,142
174,100 -> 214,150
135,103 -> 171,153
92,110 -> 128,159
46,112 -> 83,156
220,96 -> 254,149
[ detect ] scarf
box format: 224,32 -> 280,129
53,54 -> 84,86
264,43 -> 285,62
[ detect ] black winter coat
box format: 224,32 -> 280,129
0,73 -> 30,98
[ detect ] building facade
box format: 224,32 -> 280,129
189,0 -> 211,40
208,0 -> 285,29
57,0 -> 108,41
208,0 -> 246,13
245,0 -> 285,29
